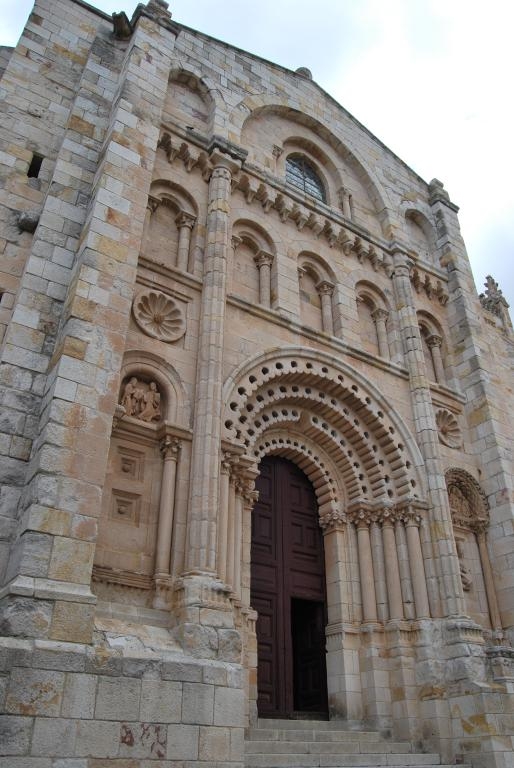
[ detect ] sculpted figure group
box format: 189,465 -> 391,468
121,377 -> 161,422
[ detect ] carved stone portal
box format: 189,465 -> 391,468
133,289 -> 186,342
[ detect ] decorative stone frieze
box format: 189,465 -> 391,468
132,289 -> 186,342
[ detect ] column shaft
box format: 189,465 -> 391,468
357,522 -> 378,622
382,521 -> 404,620
217,457 -> 231,583
186,153 -> 240,573
154,439 -> 180,576
406,520 -> 430,619
176,212 -> 195,271
477,530 -> 502,632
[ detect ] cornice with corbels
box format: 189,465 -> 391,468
157,132 -> 450,288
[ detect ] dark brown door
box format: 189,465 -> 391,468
251,456 -> 328,717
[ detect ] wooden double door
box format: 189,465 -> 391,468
251,457 -> 328,717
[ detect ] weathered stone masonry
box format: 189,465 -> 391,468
1,1 -> 514,766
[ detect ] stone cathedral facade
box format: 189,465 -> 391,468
1,1 -> 514,766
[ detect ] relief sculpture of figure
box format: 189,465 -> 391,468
121,377 -> 139,416
139,381 -> 161,422
456,539 -> 472,592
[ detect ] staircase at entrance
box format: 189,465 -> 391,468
245,719 -> 468,768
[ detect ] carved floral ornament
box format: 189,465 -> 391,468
436,409 -> 462,449
132,289 -> 186,343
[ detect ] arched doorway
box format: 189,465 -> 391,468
251,456 -> 328,718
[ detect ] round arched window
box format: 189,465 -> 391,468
285,154 -> 326,202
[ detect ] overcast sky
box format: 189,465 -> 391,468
3,0 -> 513,309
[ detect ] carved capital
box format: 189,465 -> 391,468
371,307 -> 389,324
317,280 -> 335,297
319,507 -> 347,532
147,195 -> 160,214
160,435 -> 181,460
254,250 -> 274,269
426,333 -> 443,349
231,235 -> 243,251
175,210 -> 196,230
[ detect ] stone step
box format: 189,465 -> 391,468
246,740 -> 413,754
245,755 -> 455,768
248,728 -> 383,742
257,719 -> 370,730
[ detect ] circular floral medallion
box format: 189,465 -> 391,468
133,289 -> 186,342
436,409 -> 462,449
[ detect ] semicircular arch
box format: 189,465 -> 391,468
223,347 -> 426,504
232,97 -> 393,234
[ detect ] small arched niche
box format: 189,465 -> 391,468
162,69 -> 214,134
405,210 -> 437,266
446,468 -> 501,635
417,311 -> 447,385
355,282 -> 390,359
297,253 -> 335,333
144,181 -> 198,271
231,219 -> 276,307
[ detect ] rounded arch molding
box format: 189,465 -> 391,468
222,347 -> 427,505
232,96 -> 393,233
445,467 -> 490,531
166,61 -> 225,132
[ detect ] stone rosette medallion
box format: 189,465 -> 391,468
132,288 -> 186,342
436,408 -> 462,448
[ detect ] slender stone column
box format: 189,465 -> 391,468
476,527 -> 503,633
356,519 -> 378,622
317,280 -> 335,335
254,250 -> 274,308
371,307 -> 390,359
233,480 -> 244,600
404,511 -> 430,619
217,452 -> 233,584
154,436 -> 181,578
226,473 -> 237,589
382,518 -> 404,620
426,334 -> 445,385
175,210 -> 196,271
371,520 -> 388,621
395,520 -> 415,620
186,147 -> 243,574
391,246 -> 464,617
348,522 -> 362,623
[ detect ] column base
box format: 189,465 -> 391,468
172,572 -> 242,661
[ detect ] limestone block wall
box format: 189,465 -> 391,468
1,0 -> 514,766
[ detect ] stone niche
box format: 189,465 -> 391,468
92,376 -> 165,607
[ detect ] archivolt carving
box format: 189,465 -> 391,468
133,289 -> 186,342
223,349 -> 426,504
253,430 -> 341,523
436,409 -> 462,448
445,468 -> 489,532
